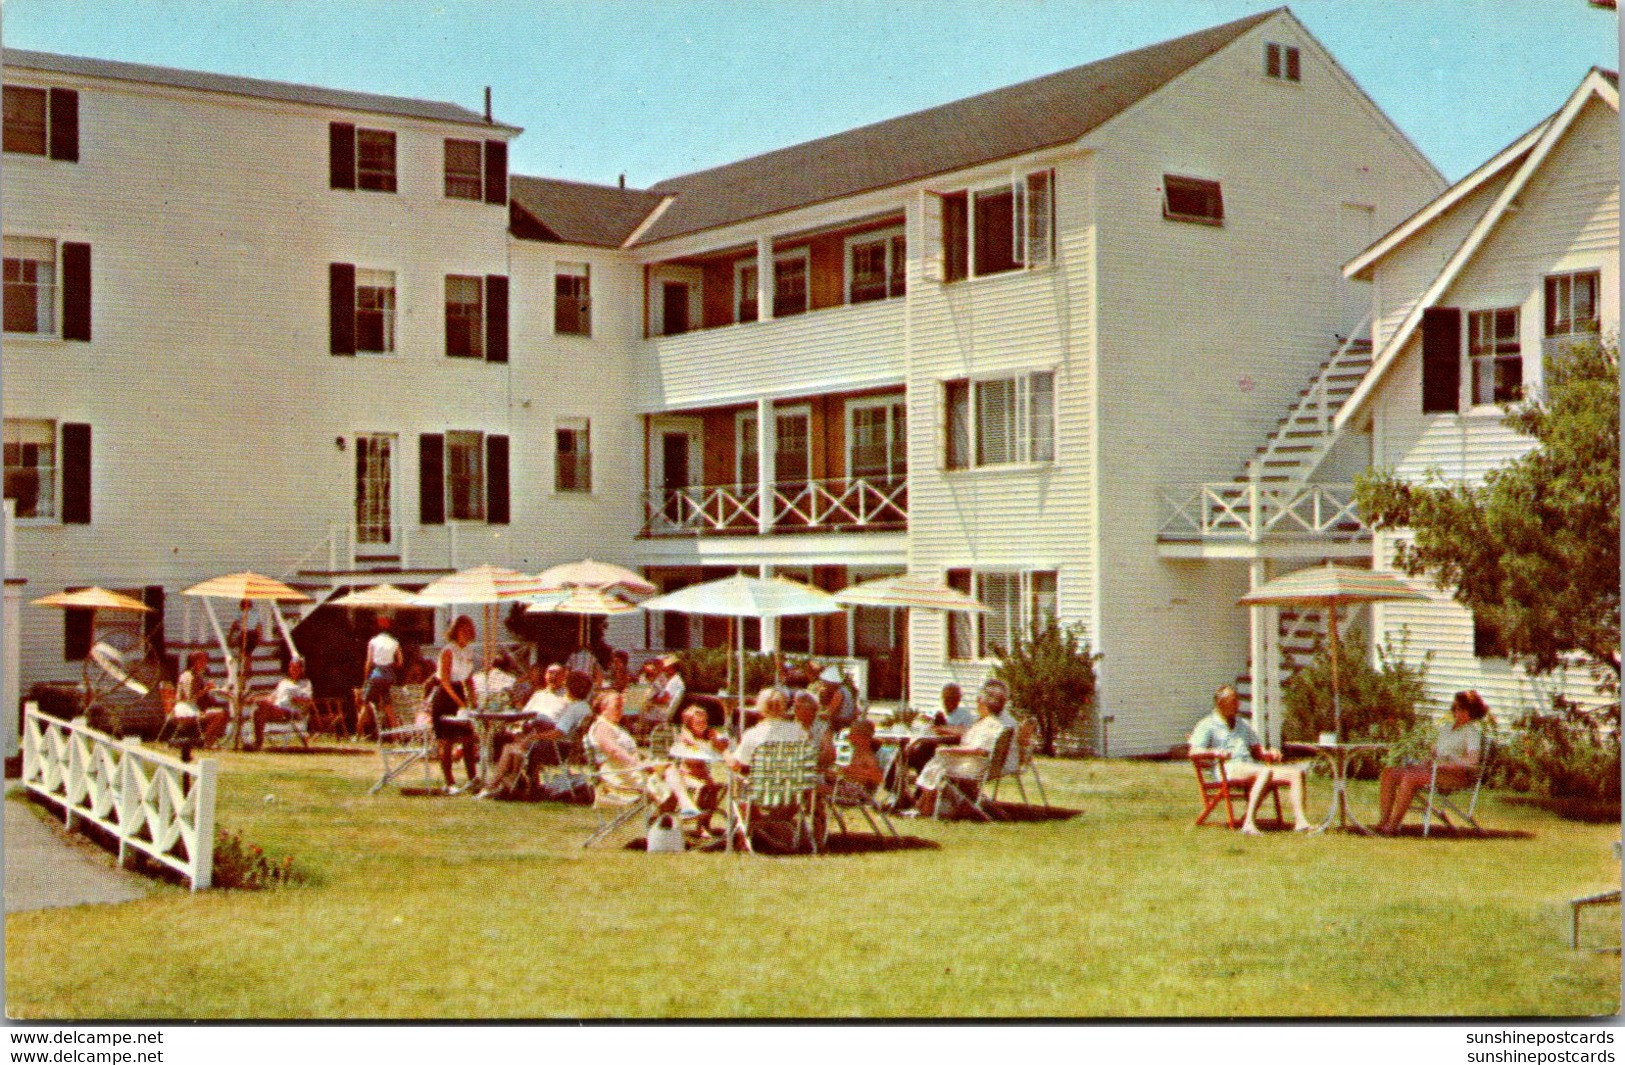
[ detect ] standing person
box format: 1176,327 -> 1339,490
430,615 -> 480,794
647,656 -> 687,724
1188,684 -> 1314,834
1374,690 -> 1490,835
226,598 -> 261,688
361,614 -> 403,734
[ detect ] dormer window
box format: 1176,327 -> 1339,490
1265,43 -> 1301,82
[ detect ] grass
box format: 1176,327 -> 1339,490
5,747 -> 1620,1019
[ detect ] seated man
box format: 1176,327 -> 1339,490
791,689 -> 838,771
521,664 -> 568,718
251,657 -> 315,748
911,682 -> 1011,817
837,718 -> 885,795
816,665 -> 860,730
1189,684 -> 1313,834
478,669 -> 595,798
470,652 -> 519,708
727,688 -> 809,772
902,683 -> 973,780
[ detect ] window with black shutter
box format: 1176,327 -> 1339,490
485,434 -> 510,524
61,242 -> 90,341
329,263 -> 356,355
48,88 -> 78,161
64,587 -> 92,661
483,140 -> 507,204
485,274 -> 508,363
4,86 -> 77,160
1421,306 -> 1463,414
60,421 -> 90,524
329,122 -> 356,189
942,192 -> 969,283
419,433 -> 445,525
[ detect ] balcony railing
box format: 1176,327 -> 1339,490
1157,482 -> 1367,543
644,475 -> 907,536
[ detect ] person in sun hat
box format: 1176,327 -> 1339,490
816,663 -> 860,730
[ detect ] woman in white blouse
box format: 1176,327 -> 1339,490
1374,689 -> 1489,835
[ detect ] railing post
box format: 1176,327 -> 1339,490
1248,463 -> 1262,543
756,398 -> 774,535
192,759 -> 217,890
116,737 -> 135,869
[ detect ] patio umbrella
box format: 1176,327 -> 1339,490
535,559 -> 656,597
413,565 -> 553,673
1237,563 -> 1429,741
638,575 -> 844,736
330,583 -> 423,609
833,574 -> 986,709
182,572 -> 313,748
33,588 -> 155,705
527,586 -> 642,658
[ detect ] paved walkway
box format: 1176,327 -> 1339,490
5,788 -> 153,912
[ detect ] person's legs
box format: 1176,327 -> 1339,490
1276,766 -> 1313,829
437,738 -> 459,790
1379,766 -> 1432,832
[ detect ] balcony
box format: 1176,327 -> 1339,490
639,298 -> 906,411
1156,482 -> 1369,558
644,475 -> 907,537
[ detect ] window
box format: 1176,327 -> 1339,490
1545,270 -> 1600,346
3,85 -> 76,160
5,237 -> 54,334
1265,43 -> 1301,81
944,371 -> 1055,470
736,408 -> 811,487
329,122 -> 396,193
1468,308 -> 1521,404
937,169 -> 1054,283
444,274 -> 509,361
735,250 -> 809,322
947,569 -> 1058,659
659,281 -> 692,335
555,419 -> 591,493
849,398 -> 907,481
4,419 -> 89,523
355,270 -> 396,353
847,229 -> 906,303
1163,175 -> 1224,225
5,418 -> 55,519
419,431 -> 507,525
443,137 -> 508,203
555,262 -> 591,336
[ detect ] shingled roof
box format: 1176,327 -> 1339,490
3,49 -> 520,132
509,175 -> 668,248
635,8 -> 1281,245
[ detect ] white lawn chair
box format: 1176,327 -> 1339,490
370,697 -> 436,794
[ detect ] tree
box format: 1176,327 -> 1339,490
992,620 -> 1101,756
1356,337 -> 1619,683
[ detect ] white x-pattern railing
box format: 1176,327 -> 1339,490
1157,482 -> 1367,543
21,704 -> 217,890
645,476 -> 907,536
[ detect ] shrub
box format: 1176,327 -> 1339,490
1498,695 -> 1621,805
1283,629 -> 1430,748
673,647 -> 776,697
212,828 -> 302,890
992,621 -> 1101,757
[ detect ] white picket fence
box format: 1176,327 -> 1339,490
21,704 -> 217,890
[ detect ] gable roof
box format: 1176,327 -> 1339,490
509,175 -> 668,248
633,8 -> 1283,245
3,48 -> 520,133
1336,67 -> 1620,432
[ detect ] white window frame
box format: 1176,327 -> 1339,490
4,417 -> 58,522
844,227 -> 907,304
1162,174 -> 1225,226
947,568 -> 1059,661
3,236 -> 57,336
444,429 -> 486,522
445,274 -> 484,359
733,248 -> 811,323
555,417 -> 592,494
1545,269 -> 1601,342
1467,307 -> 1521,408
943,369 -> 1057,471
736,403 -> 813,486
554,261 -> 591,337
353,127 -> 398,193
649,267 -> 701,336
354,268 -> 396,355
935,167 -> 1056,284
443,138 -> 485,201
846,395 -> 908,481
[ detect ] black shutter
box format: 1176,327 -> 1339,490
61,422 -> 91,524
943,192 -> 969,282
62,242 -> 91,341
485,434 -> 510,524
1421,306 -> 1462,414
483,140 -> 508,204
329,262 -> 356,355
142,584 -> 166,663
329,122 -> 356,189
485,274 -> 509,363
48,88 -> 78,162
64,587 -> 91,662
419,433 -> 445,525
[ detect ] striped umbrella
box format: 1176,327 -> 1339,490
413,565 -> 553,673
536,558 -> 656,597
833,574 -> 987,709
330,583 -> 424,609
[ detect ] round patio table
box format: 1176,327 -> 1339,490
1291,740 -> 1388,835
462,710 -> 533,784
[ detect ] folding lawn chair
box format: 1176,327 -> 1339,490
1190,752 -> 1287,829
729,740 -> 821,854
370,698 -> 436,794
1418,737 -> 1495,837
936,728 -> 1014,822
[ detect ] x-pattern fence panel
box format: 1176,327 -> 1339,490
645,476 -> 907,536
21,704 -> 217,890
1157,483 -> 1368,542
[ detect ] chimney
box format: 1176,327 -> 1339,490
618,173 -> 626,189
484,86 -> 492,123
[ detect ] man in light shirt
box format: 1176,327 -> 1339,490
1189,684 -> 1313,834
522,664 -> 568,719
251,657 -> 315,749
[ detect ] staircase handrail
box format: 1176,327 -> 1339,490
1247,315 -> 1373,490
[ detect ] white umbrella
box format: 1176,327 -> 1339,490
330,583 -> 423,609
833,573 -> 987,709
536,559 -> 656,597
639,575 -> 844,736
413,565 -> 552,673
1238,563 -> 1429,740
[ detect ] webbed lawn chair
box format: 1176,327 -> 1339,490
936,727 -> 1014,822
370,696 -> 436,794
1418,736 -> 1495,838
582,730 -> 660,848
990,717 -> 1049,808
729,740 -> 821,854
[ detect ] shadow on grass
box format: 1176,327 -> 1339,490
1381,824 -> 1534,841
622,832 -> 943,856
935,801 -> 1084,823
1502,795 -> 1622,824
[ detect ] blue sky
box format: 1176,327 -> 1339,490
3,1 -> 1617,186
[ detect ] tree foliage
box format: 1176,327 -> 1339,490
1356,338 -> 1620,682
992,620 -> 1101,756
1282,628 -> 1430,749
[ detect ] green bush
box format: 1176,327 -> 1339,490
673,646 -> 776,696
213,828 -> 302,890
1283,629 -> 1430,747
1499,695 -> 1621,805
992,621 -> 1101,757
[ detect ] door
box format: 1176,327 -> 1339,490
661,282 -> 690,335
661,432 -> 690,525
354,433 -> 397,556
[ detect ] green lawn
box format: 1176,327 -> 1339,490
5,747 -> 1619,1019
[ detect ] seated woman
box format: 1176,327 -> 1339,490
663,705 -> 729,832
911,686 -> 1010,817
1374,689 -> 1490,835
588,690 -> 676,810
174,650 -> 230,746
837,718 -> 885,795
